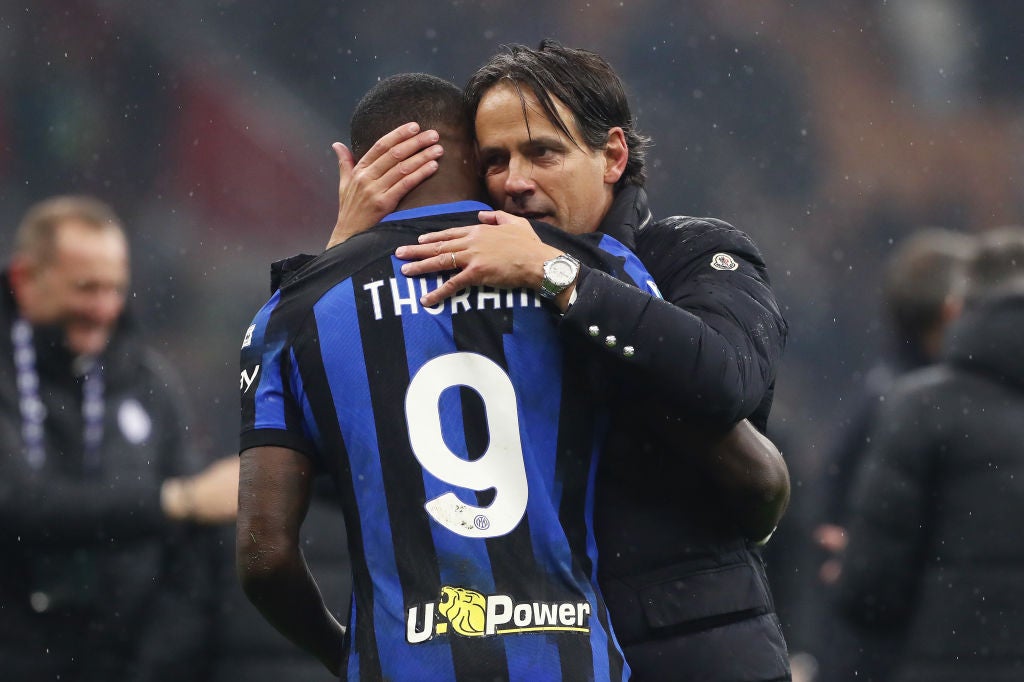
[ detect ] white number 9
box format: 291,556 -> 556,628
405,352 -> 528,538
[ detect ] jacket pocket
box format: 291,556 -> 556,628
638,561 -> 770,629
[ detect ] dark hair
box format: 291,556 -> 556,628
465,39 -> 649,190
964,225 -> 1024,303
15,195 -> 124,266
349,73 -> 471,160
882,228 -> 972,343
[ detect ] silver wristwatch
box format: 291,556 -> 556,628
539,253 -> 581,299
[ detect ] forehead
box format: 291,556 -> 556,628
51,220 -> 128,273
475,82 -> 581,147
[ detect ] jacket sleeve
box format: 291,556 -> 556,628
0,411 -> 168,548
835,376 -> 935,630
561,218 -> 787,427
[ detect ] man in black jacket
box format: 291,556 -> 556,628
812,228 -> 972,680
330,41 -> 791,681
0,195 -> 239,680
837,227 -> 1024,682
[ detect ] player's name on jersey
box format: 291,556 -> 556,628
362,276 -> 543,320
406,586 -> 591,644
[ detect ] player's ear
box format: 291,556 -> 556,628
602,127 -> 628,185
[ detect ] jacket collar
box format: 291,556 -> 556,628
595,185 -> 653,252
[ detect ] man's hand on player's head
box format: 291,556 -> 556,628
395,210 -> 563,307
327,123 -> 443,249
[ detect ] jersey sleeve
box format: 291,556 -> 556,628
562,217 -> 787,428
239,290 -> 317,459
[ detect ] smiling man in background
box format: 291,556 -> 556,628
0,195 -> 239,681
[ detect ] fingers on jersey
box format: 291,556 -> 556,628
398,237 -> 472,278
395,228 -> 470,267
419,270 -> 476,307
417,226 -> 473,245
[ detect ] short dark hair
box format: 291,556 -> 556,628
15,195 -> 124,266
964,225 -> 1024,303
349,73 -> 470,160
465,39 -> 649,190
882,228 -> 972,343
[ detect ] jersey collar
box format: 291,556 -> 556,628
381,201 -> 492,223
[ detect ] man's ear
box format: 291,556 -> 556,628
940,294 -> 964,327
8,255 -> 39,312
602,127 -> 629,185
8,255 -> 31,296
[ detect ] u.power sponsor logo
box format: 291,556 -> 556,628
406,586 -> 591,644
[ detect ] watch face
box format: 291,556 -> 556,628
547,257 -> 578,287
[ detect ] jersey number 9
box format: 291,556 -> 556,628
405,352 -> 529,539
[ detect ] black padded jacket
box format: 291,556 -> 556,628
0,273 -> 217,681
571,187 -> 791,681
838,289 -> 1024,682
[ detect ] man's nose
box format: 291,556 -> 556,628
504,157 -> 535,197
87,289 -> 125,324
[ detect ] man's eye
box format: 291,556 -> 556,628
481,156 -> 507,173
532,147 -> 559,162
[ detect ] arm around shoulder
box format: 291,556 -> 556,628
710,421 -> 790,542
660,418 -> 789,542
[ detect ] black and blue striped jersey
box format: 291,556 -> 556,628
240,202 -> 659,681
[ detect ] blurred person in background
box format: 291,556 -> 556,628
0,195 -> 239,681
812,227 -> 972,681
330,40 -> 791,681
836,226 -> 1024,682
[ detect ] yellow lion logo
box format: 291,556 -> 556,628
437,586 -> 487,637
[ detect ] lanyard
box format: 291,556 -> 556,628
11,318 -> 105,472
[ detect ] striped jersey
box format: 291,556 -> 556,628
240,202 -> 659,681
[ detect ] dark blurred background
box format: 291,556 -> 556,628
3,0 -> 1023,664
